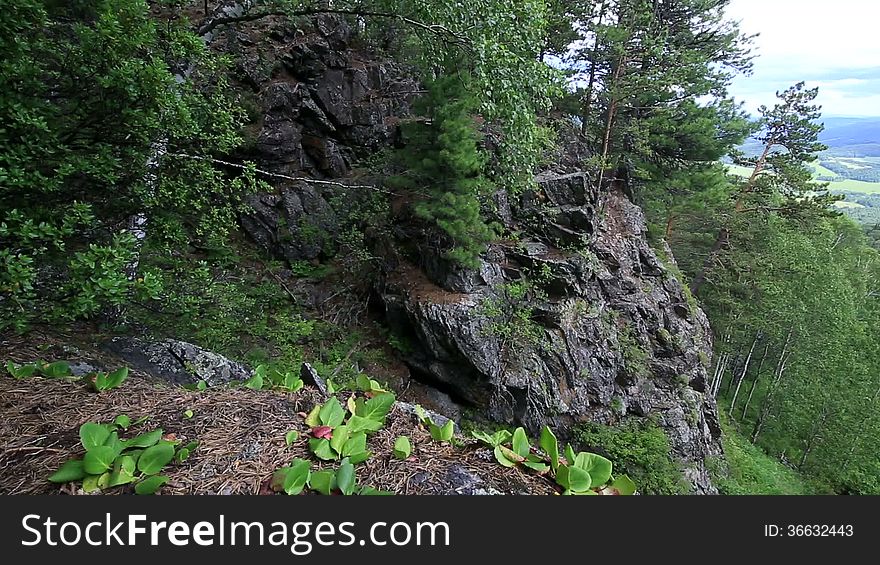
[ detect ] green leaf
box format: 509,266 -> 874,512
355,392 -> 395,422
103,431 -> 125,459
137,443 -> 175,475
429,420 -> 454,442
80,422 -> 111,451
305,404 -> 321,427
319,397 -> 345,428
106,367 -> 128,388
309,470 -> 336,495
196,380 -> 207,391
356,374 -> 372,392
393,436 -> 412,460
556,464 -> 592,493
564,443 -> 577,466
329,424 -> 351,455
609,475 -> 636,495
183,409 -> 194,419
512,427 -> 530,458
336,458 -> 356,495
285,430 -> 299,446
574,452 -> 613,487
125,428 -> 163,448
40,361 -> 71,378
135,475 -> 169,495
83,446 -> 116,475
6,361 -> 37,379
82,474 -> 101,493
108,456 -> 136,487
282,373 -> 303,392
347,451 -> 372,465
308,438 -> 337,461
48,460 -> 86,483
342,432 -> 367,458
523,457 -> 550,473
347,414 -> 384,434
539,426 -> 559,472
113,414 -> 132,430
243,372 -> 263,390
493,445 -> 519,467
283,459 -> 311,496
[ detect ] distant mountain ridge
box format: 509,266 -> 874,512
739,116 -> 880,158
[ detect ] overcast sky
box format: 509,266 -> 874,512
726,0 -> 880,117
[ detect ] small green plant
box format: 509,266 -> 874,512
479,279 -> 547,349
393,436 -> 412,460
355,374 -> 389,396
92,367 -> 129,391
48,420 -> 197,495
7,359 -> 130,392
272,457 -> 392,496
415,407 -> 455,443
6,359 -> 72,379
243,364 -> 304,392
285,430 -> 300,446
474,425 -> 636,495
473,427 -> 551,472
304,393 -> 395,463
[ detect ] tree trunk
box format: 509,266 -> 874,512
665,213 -> 677,239
690,140 -> 778,295
741,341 -> 770,420
752,328 -> 793,443
729,334 -> 759,417
799,402 -> 830,470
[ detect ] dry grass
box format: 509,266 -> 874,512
0,332 -> 554,496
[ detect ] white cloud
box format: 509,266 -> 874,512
726,0 -> 880,116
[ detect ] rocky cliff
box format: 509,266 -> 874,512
220,15 -> 722,492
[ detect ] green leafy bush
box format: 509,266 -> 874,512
0,0 -> 251,330
49,420 -> 197,495
575,420 -> 689,495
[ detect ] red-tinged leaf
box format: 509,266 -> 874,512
598,487 -> 621,495
312,426 -> 333,439
162,433 -> 177,442
259,478 -> 275,496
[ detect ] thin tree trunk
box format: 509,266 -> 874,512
690,140 -> 778,295
729,334 -> 759,417
799,402 -> 830,469
752,328 -> 793,443
742,341 -> 770,420
665,213 -> 677,239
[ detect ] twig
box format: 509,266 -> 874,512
165,153 -> 394,193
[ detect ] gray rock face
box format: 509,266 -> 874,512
231,16 -> 417,259
105,338 -> 251,387
239,184 -> 337,262
380,173 -> 722,494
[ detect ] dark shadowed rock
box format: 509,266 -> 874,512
240,183 -> 337,262
300,362 -> 328,395
105,338 -> 250,387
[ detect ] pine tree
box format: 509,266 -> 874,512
388,75 -> 495,269
690,82 -> 833,294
